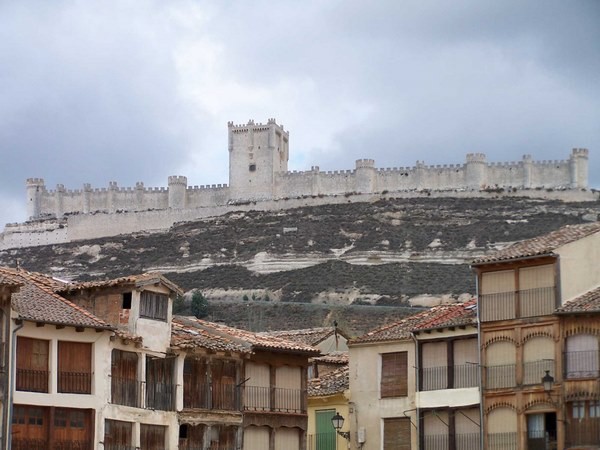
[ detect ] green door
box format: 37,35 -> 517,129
315,409 -> 336,450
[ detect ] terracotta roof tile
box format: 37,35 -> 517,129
350,299 -> 476,344
172,316 -> 320,355
308,365 -> 349,397
260,327 -> 338,346
472,222 -> 600,265
57,272 -> 184,296
556,285 -> 600,314
312,351 -> 349,365
0,267 -> 112,330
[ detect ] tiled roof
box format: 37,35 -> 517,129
556,285 -> 600,314
172,316 -> 320,355
260,327 -> 338,346
308,365 -> 349,397
0,272 -> 22,287
57,272 -> 184,296
472,222 -> 600,265
0,267 -> 113,330
312,351 -> 348,365
411,298 -> 477,332
350,299 -> 477,344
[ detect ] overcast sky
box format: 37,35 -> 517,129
1,1 -> 599,227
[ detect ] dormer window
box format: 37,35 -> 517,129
140,291 -> 168,321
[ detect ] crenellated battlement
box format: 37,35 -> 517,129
466,153 -> 486,163
26,177 -> 45,186
355,159 -> 375,168
572,148 -> 589,158
21,119 -> 589,224
168,175 -> 188,185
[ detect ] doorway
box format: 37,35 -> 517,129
527,412 -> 557,450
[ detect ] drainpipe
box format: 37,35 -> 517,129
474,272 -> 484,450
6,320 -> 24,450
410,332 -> 420,447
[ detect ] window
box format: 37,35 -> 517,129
111,349 -> 139,407
565,334 -> 599,378
249,164 -> 256,172
383,418 -> 411,450
140,291 -> 168,321
141,424 -> 166,450
16,337 -> 49,393
381,352 -> 408,398
105,420 -> 133,450
122,292 -> 132,309
58,341 -> 92,394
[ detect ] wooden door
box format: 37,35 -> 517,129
111,349 -> 139,406
52,408 -> 92,450
104,420 -> 133,449
315,409 -> 336,450
140,424 -> 166,450
11,405 -> 48,450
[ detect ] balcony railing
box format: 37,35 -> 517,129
58,371 -> 91,394
523,359 -> 554,385
307,432 -> 336,450
110,376 -> 142,408
454,364 -> 479,388
566,418 -> 600,447
485,364 -> 516,389
564,350 -> 600,378
423,433 -> 479,450
480,286 -> 555,322
145,381 -> 175,411
244,385 -> 304,413
421,364 -> 479,391
519,286 -> 555,318
421,366 -> 447,391
487,432 -> 517,450
183,382 -> 240,410
16,368 -> 48,393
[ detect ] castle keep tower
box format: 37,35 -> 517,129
569,148 -> 589,189
26,178 -> 45,219
228,119 -> 289,199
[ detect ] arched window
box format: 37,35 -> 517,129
485,341 -> 516,389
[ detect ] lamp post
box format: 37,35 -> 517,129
331,411 -> 351,448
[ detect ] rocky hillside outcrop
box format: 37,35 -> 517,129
1,196 -> 598,334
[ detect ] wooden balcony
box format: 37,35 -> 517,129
480,286 -> 555,322
110,376 -> 142,408
183,381 -> 240,411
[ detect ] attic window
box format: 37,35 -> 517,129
249,164 -> 256,172
179,424 -> 188,439
140,291 -> 168,321
122,292 -> 132,310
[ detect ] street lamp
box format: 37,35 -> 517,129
542,370 -> 554,392
331,411 -> 350,441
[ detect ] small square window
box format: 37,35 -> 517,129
249,164 -> 256,172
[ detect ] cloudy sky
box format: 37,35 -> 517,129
1,1 -> 599,227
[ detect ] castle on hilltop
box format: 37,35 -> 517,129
26,119 -> 589,221
0,119 -> 592,249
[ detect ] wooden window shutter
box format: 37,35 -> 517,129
381,352 -> 408,398
58,341 -> 92,393
383,417 -> 411,450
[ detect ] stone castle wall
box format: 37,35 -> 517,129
5,119 -> 590,249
